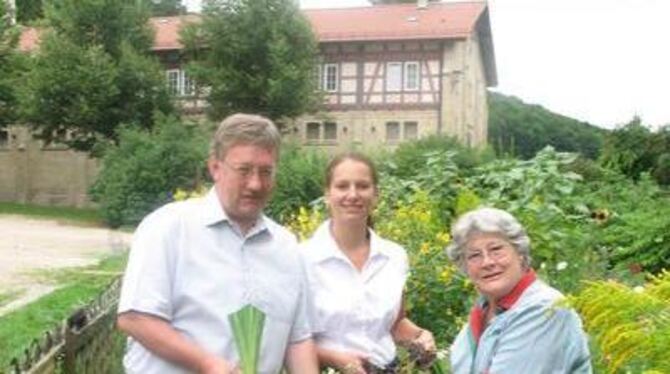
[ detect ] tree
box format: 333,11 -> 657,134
16,0 -> 43,24
184,0 -> 320,123
148,0 -> 186,16
19,0 -> 173,153
488,92 -> 605,159
0,0 -> 20,128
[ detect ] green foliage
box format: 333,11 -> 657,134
16,0 -> 43,24
375,190 -> 470,344
19,0 -> 173,153
0,2 -> 21,128
488,92 -> 605,159
570,272 -> 670,373
600,118 -> 670,185
267,143 -> 328,222
585,173 -> 670,275
184,0 -> 320,122
382,134 -> 494,179
148,0 -> 186,16
90,115 -> 208,227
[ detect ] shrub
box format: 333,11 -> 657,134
90,115 -> 208,227
570,271 -> 670,373
267,143 -> 328,222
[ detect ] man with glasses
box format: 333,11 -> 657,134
117,113 -> 318,374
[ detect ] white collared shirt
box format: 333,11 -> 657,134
118,188 -> 311,374
299,220 -> 408,366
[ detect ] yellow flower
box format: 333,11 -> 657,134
436,232 -> 451,246
420,242 -> 430,255
439,266 -> 453,283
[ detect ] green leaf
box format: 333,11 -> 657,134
229,304 -> 266,374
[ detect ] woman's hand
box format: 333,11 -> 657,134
413,328 -> 436,353
409,329 -> 437,369
337,352 -> 368,374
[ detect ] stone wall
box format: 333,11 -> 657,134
0,126 -> 98,207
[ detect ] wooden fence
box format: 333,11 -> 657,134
8,278 -> 125,374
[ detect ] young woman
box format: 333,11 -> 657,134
300,152 -> 435,373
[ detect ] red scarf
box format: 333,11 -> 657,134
468,269 -> 537,345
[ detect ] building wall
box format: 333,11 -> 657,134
440,35 -> 488,146
290,109 -> 439,151
0,126 -> 98,207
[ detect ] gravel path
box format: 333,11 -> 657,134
0,215 -> 132,316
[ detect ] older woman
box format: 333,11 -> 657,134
445,207 -> 592,373
300,152 -> 435,373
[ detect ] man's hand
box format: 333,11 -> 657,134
199,355 -> 239,374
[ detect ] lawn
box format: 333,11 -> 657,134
0,253 -> 127,369
0,202 -> 102,225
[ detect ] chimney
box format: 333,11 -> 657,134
417,0 -> 428,9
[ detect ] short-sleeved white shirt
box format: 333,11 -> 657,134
118,188 -> 311,374
299,221 -> 409,367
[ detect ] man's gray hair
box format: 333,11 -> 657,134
445,207 -> 532,272
210,113 -> 281,160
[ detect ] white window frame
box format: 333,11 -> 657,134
166,69 -> 181,96
166,69 -> 195,97
323,63 -> 339,92
386,62 -> 403,92
404,61 -> 420,91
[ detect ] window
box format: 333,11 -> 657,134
306,122 -> 320,141
167,69 -> 180,96
324,64 -> 339,92
404,62 -> 419,90
404,121 -> 418,140
386,62 -> 402,92
305,121 -> 338,142
324,122 -> 337,141
386,61 -> 420,92
0,128 -> 8,148
385,121 -> 400,142
166,69 -> 195,97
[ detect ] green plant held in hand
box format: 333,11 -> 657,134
229,304 -> 266,374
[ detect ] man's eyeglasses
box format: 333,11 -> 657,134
221,161 -> 275,181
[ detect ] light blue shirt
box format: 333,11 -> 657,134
450,280 -> 592,374
118,188 -> 311,374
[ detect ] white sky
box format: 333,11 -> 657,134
184,0 -> 670,130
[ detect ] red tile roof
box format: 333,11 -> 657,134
304,2 -> 487,42
150,14 -> 200,51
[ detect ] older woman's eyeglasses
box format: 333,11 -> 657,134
464,243 -> 511,266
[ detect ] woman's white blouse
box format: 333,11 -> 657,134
299,220 -> 409,366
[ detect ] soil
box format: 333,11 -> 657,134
0,215 -> 132,316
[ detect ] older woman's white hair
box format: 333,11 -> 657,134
445,207 -> 532,272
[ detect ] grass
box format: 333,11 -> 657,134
0,202 -> 102,226
0,290 -> 25,309
0,253 -> 127,370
